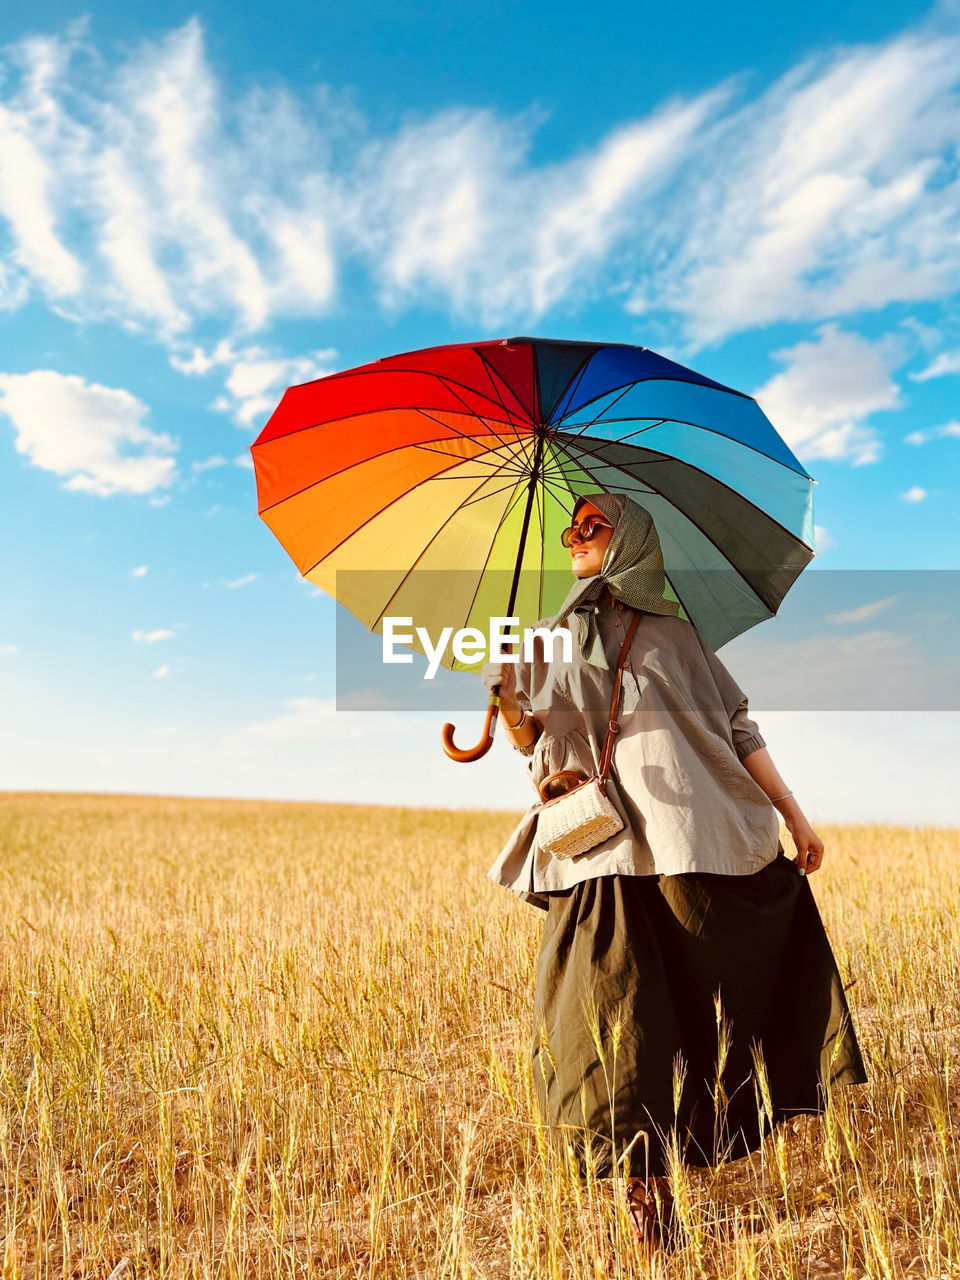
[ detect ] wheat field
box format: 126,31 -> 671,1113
0,791 -> 956,1279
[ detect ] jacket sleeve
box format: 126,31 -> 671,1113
728,695 -> 766,761
693,630 -> 767,761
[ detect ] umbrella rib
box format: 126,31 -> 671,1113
451,443 -> 571,510
434,371 -> 528,452
538,446 -> 570,481
536,465 -> 576,509
258,430 -> 523,516
560,416 -> 665,443
474,351 -> 527,447
445,457 -> 548,660
445,440 -> 534,510
661,566 -> 695,627
409,404 -> 526,451
547,441 -> 615,501
555,373 -> 758,422
536,444 -> 556,620
515,452 -> 549,627
579,419 -> 667,449
407,439 -> 570,507
411,443 -> 531,478
555,383 -> 638,442
546,421 -> 668,473
556,429 -> 814,555
550,353 -> 596,424
425,470 -> 526,486
556,437 -> 803,611
254,388 -> 521,449
556,388 -> 813,481
459,478 -> 524,508
421,435 -> 539,487
308,365 -> 528,424
366,442 -> 536,634
547,443 -> 726,617
557,412 -> 815,484
463,439 -> 573,632
300,452 -> 509,581
542,439 -> 578,514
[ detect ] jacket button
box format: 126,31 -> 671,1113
614,619 -> 621,627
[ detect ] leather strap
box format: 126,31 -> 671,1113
597,608 -> 641,795
535,607 -> 642,804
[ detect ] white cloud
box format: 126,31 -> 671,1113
223,573 -> 258,589
0,644 -> 18,654
191,454 -> 227,471
826,596 -> 901,624
0,33 -> 84,303
132,628 -> 174,643
169,338 -> 338,429
626,25 -> 960,345
0,20 -> 337,338
910,349 -> 960,381
0,369 -> 178,495
0,15 -> 956,348
220,348 -> 338,428
152,664 -> 170,679
813,525 -> 834,553
130,564 -> 148,578
353,91 -> 725,322
903,420 -> 960,444
902,485 -> 927,502
234,453 -> 254,470
169,341 -> 230,376
106,21 -> 272,332
752,324 -> 903,465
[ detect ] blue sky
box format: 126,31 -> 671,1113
1,0 -> 959,824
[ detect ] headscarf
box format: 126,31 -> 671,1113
542,492 -> 680,670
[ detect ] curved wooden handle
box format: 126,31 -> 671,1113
441,686 -> 502,762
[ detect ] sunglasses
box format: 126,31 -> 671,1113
560,514 -> 614,547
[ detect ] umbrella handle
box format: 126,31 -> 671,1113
440,685 -> 502,762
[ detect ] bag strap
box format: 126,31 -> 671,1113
597,608 -> 641,795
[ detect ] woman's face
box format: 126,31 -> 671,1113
568,501 -> 614,578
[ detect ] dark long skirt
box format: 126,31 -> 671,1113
530,842 -> 869,1180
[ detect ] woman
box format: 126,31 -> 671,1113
481,492 -> 869,1253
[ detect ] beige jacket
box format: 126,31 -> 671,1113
487,594 -> 781,909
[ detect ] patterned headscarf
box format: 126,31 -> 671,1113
542,492 -> 681,670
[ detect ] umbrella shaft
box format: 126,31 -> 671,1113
507,431 -> 544,620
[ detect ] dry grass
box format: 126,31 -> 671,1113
0,790 -> 956,1278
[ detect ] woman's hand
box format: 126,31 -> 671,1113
783,810 -> 824,876
480,659 -> 520,720
739,748 -> 824,877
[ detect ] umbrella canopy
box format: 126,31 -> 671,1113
251,336 -> 815,670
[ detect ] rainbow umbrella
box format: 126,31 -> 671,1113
251,336 -> 815,760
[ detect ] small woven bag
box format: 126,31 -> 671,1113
534,608 -> 641,861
